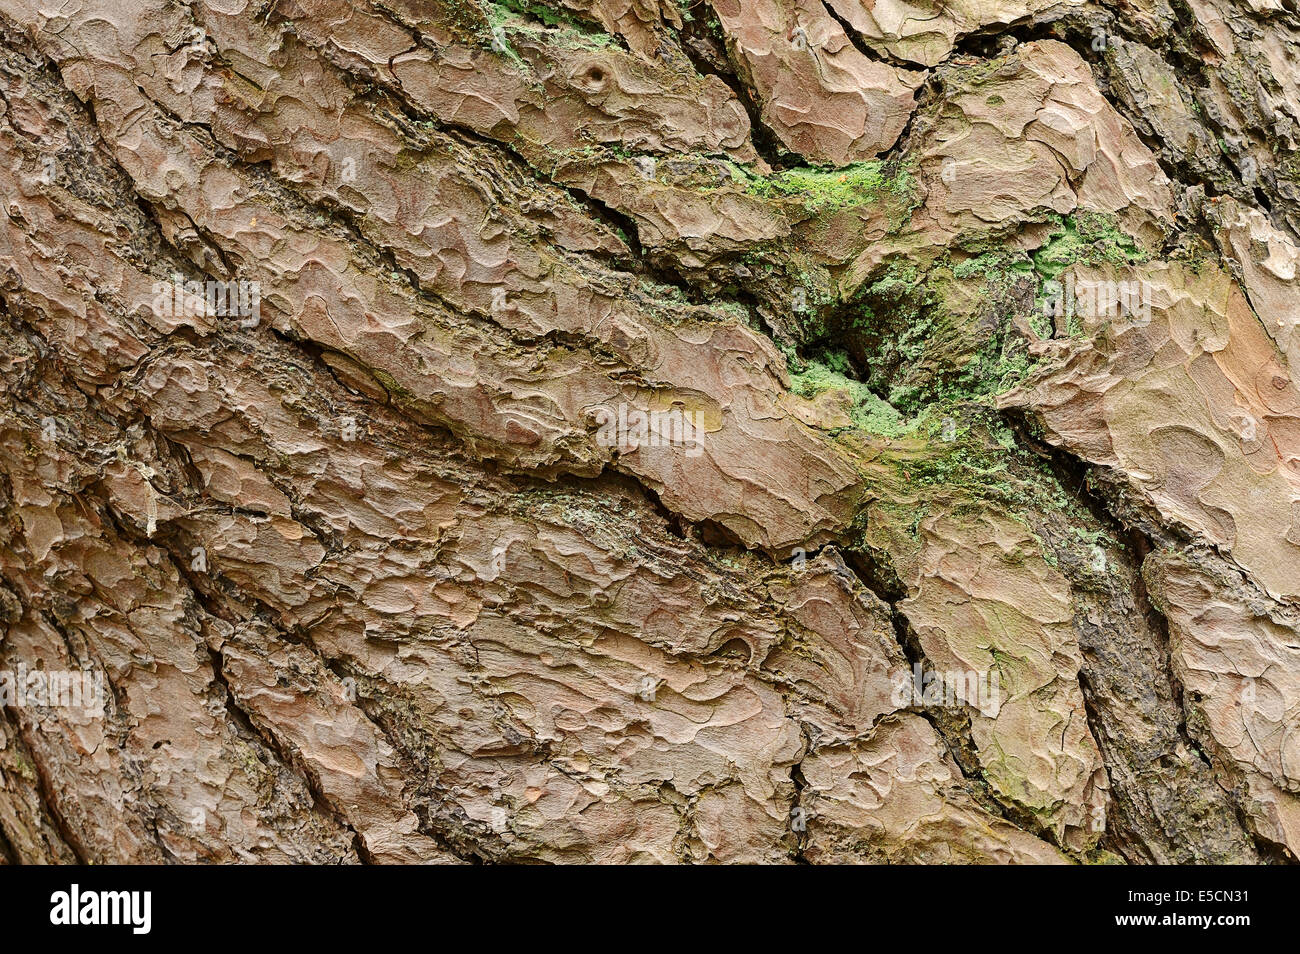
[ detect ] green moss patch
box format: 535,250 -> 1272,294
788,353 -> 918,438
1031,212 -> 1148,280
486,0 -> 617,55
737,160 -> 916,215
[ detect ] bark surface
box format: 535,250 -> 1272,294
0,0 -> 1297,863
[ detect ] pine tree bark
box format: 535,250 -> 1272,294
0,0 -> 1297,863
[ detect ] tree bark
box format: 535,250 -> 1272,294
0,0 -> 1297,863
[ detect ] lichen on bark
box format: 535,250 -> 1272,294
0,0 -> 1296,864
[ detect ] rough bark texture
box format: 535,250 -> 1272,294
0,0 -> 1296,864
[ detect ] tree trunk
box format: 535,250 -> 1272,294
0,0 -> 1297,864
